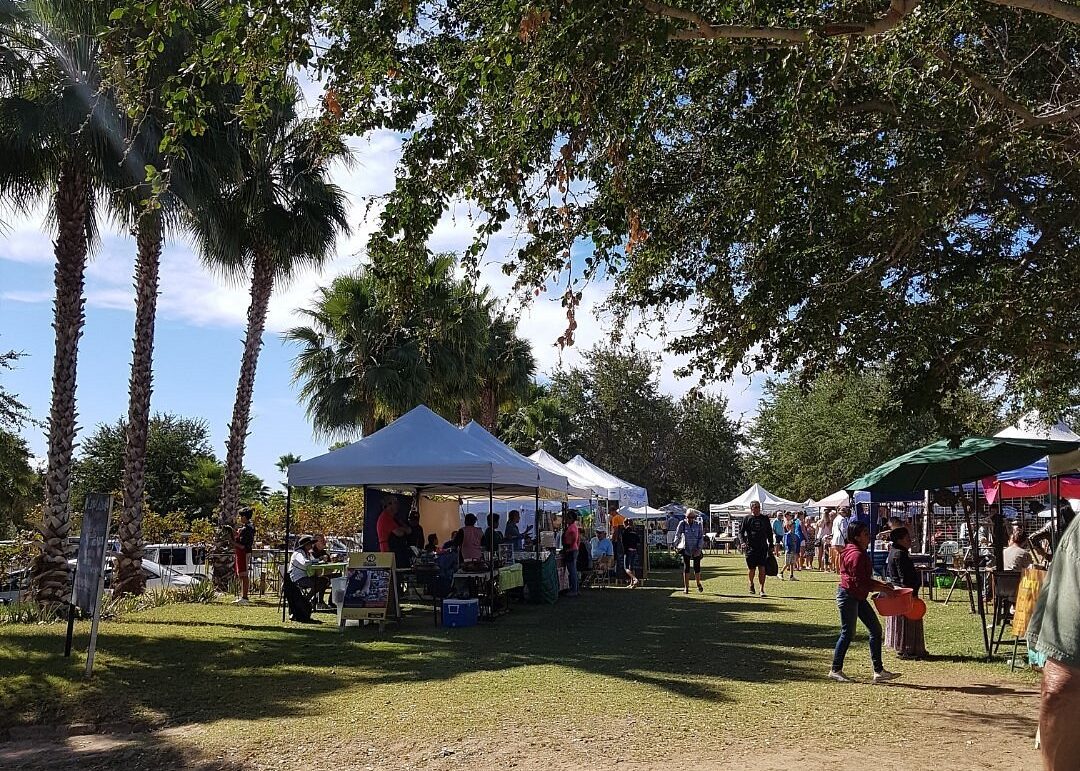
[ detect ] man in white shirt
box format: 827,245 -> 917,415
289,535 -> 323,594
831,506 -> 852,573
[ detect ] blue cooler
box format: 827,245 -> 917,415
442,598 -> 479,628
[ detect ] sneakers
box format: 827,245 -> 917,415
873,669 -> 900,684
697,583 -> 704,593
790,575 -> 799,581
683,588 -> 690,594
828,670 -> 853,683
233,597 -> 250,605
759,589 -> 767,597
749,583 -> 756,595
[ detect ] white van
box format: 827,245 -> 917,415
142,544 -> 210,579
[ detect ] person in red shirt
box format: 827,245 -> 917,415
562,510 -> 581,597
829,521 -> 900,684
376,495 -> 406,552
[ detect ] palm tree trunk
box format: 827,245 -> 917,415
32,161 -> 89,605
459,400 -> 472,426
115,209 -> 162,596
213,249 -> 274,589
479,387 -> 498,431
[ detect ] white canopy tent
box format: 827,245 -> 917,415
810,489 -> 850,509
715,483 -> 803,513
994,415 -> 1080,477
617,504 -> 668,520
287,405 -> 566,497
564,455 -> 649,507
461,422 -> 591,499
528,449 -> 606,498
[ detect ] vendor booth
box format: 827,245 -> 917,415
564,455 -> 649,511
286,405 -> 571,626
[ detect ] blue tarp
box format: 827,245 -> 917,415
998,457 -> 1049,482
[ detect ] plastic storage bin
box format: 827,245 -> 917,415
442,598 -> 479,628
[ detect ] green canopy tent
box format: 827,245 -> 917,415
847,436 -> 1080,658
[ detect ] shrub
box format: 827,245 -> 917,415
0,601 -> 66,625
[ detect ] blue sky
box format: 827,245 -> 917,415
0,129 -> 762,487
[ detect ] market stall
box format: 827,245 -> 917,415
286,405 -> 571,625
564,455 -> 649,512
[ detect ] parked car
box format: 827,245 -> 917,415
0,568 -> 28,605
142,544 -> 209,580
67,556 -> 202,592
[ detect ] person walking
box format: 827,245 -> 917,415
562,510 -> 582,597
232,507 -> 255,604
885,527 -> 928,659
742,501 -> 775,596
621,520 -> 641,589
829,522 -> 900,683
831,506 -> 852,574
673,508 -> 706,594
780,521 -> 799,581
817,510 -> 833,571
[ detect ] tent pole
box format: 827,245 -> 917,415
489,483 -> 495,619
283,485 -> 292,622
535,489 -> 540,561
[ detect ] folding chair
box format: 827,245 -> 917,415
592,556 -> 615,589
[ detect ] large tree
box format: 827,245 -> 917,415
104,0 -> 1080,426
0,0 -> 127,603
0,350 -> 40,537
748,369 -> 1004,501
189,82 -> 349,588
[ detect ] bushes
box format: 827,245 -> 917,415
648,549 -> 682,569
1,582 -> 219,625
0,601 -> 66,625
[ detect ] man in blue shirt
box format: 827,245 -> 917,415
772,514 -> 785,557
590,527 -> 615,561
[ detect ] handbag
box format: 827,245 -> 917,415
674,532 -> 686,553
764,553 -> 779,577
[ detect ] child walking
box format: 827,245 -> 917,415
829,521 -> 901,684
781,523 -> 799,581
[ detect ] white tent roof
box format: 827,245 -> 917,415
715,483 -> 802,513
618,504 -> 668,520
528,449 -> 605,498
565,455 -> 648,506
287,405 -> 563,496
995,414 -> 1080,442
810,490 -> 850,508
461,422 -> 590,499
995,415 -> 1080,477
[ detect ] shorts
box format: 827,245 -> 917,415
746,548 -> 769,569
784,552 -> 797,566
234,548 -> 249,576
681,552 -> 703,573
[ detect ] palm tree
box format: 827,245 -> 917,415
0,0 -> 125,604
189,84 -> 350,588
111,9 -> 238,595
472,315 -> 536,430
287,270 -> 432,439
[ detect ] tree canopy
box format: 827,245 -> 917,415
747,369 -> 1005,501
101,0 -> 1080,425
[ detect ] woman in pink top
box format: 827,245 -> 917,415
829,521 -> 900,684
453,513 -> 484,562
562,510 -> 581,596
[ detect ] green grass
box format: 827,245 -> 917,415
0,556 -> 1038,764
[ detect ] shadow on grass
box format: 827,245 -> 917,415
0,564 -> 874,736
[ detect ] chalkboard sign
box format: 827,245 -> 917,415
338,552 -> 399,626
73,493 -> 112,615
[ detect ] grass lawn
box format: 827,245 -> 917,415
0,556 -> 1042,770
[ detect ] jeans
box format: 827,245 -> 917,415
565,549 -> 579,593
832,587 -> 883,673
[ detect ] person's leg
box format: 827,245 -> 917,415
1041,658 -> 1080,770
747,559 -> 756,593
758,566 -> 767,594
832,589 -> 858,673
681,553 -> 691,592
694,555 -> 703,590
857,599 -> 885,673
567,550 -> 579,595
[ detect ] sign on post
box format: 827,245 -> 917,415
337,552 -> 399,628
72,493 -> 113,677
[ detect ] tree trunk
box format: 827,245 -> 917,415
115,209 -> 162,596
459,400 -> 472,426
31,161 -> 89,605
362,412 -> 377,438
213,249 -> 275,590
479,387 -> 498,431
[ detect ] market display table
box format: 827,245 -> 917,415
711,538 -> 736,555
303,562 -> 346,612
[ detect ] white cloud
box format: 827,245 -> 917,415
0,127 -> 763,422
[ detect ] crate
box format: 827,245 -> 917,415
442,598 -> 479,628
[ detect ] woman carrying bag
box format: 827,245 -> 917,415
673,509 -> 706,594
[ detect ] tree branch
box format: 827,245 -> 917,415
933,48 -> 1080,129
639,0 -> 921,43
983,0 -> 1080,26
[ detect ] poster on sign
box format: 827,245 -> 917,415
338,552 -> 399,627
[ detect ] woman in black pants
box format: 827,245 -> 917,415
673,509 -> 706,594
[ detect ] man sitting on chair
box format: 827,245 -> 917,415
289,536 -> 329,604
590,527 -> 615,579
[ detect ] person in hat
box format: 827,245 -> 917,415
232,507 -> 255,605
590,526 -> 614,562
673,508 -> 706,594
289,535 -> 329,600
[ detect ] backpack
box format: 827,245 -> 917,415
283,575 -> 313,622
